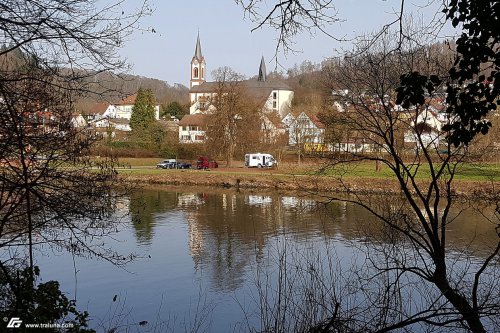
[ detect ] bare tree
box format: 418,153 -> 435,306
0,0 -> 151,82
206,67 -> 262,167
312,31 -> 499,333
0,0 -> 149,254
0,0 -> 148,326
235,1 -> 500,329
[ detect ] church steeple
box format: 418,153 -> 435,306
190,32 -> 206,89
258,56 -> 266,82
194,33 -> 203,61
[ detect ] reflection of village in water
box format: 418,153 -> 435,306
127,187 -> 497,293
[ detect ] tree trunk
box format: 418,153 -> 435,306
433,263 -> 486,333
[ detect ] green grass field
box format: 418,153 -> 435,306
310,161 -> 500,181
116,158 -> 500,182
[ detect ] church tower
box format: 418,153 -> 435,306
190,33 -> 206,89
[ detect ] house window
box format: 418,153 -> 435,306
195,135 -> 205,141
201,68 -> 204,79
181,135 -> 190,141
273,101 -> 277,109
273,92 -> 277,99
193,67 -> 199,78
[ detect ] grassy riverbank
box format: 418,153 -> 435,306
117,158 -> 500,180
116,158 -> 499,196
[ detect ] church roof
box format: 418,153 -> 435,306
190,79 -> 292,94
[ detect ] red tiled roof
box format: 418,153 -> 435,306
88,103 -> 109,115
309,114 -> 325,129
116,93 -> 137,105
178,114 -> 208,127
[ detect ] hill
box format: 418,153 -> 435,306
73,71 -> 189,113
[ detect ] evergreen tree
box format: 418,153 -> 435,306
161,101 -> 185,119
130,88 -> 156,131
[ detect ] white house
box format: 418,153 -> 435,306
178,114 -> 208,143
189,79 -> 294,118
71,114 -> 87,127
114,93 -> 160,120
285,112 -> 325,147
86,92 -> 160,136
86,103 -> 115,121
403,108 -> 443,147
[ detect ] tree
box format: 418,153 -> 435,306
161,101 -> 186,119
235,2 -> 500,332
130,88 -> 157,131
130,87 -> 166,151
437,0 -> 499,146
322,32 -> 498,332
0,59 -> 127,332
0,0 -> 148,328
0,0 -> 151,84
205,67 -> 261,167
235,0 -> 339,53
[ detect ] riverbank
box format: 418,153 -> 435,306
118,168 -> 498,197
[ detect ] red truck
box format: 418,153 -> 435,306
196,156 -> 218,169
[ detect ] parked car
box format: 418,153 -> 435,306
156,159 -> 176,169
196,156 -> 218,169
176,162 -> 192,169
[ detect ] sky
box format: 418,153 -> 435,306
119,0 -> 453,87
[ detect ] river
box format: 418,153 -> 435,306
35,186 -> 498,332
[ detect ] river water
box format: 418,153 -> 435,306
35,186 -> 498,332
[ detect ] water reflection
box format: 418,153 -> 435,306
129,190 -> 178,245
35,187 -> 498,332
128,187 -> 497,294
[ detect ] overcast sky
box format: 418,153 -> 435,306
119,0 -> 453,87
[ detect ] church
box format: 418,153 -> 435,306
178,34 -> 294,144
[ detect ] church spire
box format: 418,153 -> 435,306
194,32 -> 203,61
258,56 -> 266,82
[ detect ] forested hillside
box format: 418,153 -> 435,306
73,71 -> 189,112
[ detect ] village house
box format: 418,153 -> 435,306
283,112 -> 326,150
261,113 -> 287,144
402,107 -> 444,148
178,114 -> 208,143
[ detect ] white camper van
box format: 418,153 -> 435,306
245,153 -> 277,168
